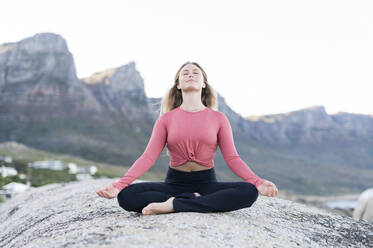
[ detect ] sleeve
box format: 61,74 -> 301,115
112,115 -> 168,191
218,113 -> 264,188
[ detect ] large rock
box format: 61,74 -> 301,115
0,32 -> 102,116
82,62 -> 150,120
0,179 -> 372,248
353,188 -> 373,222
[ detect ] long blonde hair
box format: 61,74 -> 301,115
159,61 -> 218,116
159,61 -> 219,157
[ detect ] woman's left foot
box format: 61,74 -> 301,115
142,197 -> 175,215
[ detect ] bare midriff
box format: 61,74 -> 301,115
171,161 -> 211,172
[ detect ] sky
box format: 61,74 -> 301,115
1,0 -> 372,117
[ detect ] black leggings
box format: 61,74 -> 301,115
116,166 -> 259,213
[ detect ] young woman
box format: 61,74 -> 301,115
96,62 -> 278,215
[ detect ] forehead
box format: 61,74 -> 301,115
181,64 -> 200,72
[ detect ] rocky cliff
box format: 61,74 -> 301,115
245,106 -> 373,145
0,179 -> 372,248
0,32 -> 102,117
82,62 -> 151,121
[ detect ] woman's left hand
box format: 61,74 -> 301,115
257,179 -> 278,197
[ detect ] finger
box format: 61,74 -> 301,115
102,191 -> 109,198
270,187 -> 275,197
269,188 -> 274,197
267,189 -> 272,197
97,190 -> 103,197
103,191 -> 111,199
99,190 -> 106,198
105,191 -> 114,198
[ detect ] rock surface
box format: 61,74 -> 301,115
1,179 -> 372,248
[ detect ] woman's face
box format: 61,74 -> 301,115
177,63 -> 205,92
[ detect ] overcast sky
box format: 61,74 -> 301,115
1,0 -> 372,117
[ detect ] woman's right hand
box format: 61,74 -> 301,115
96,183 -> 120,199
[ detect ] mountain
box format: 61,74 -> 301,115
245,105 -> 373,145
81,62 -> 152,120
0,33 -> 159,166
0,32 -> 102,115
1,32 -> 373,196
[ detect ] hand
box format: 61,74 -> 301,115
257,179 -> 278,197
96,183 -> 120,199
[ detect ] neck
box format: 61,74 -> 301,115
180,91 -> 205,110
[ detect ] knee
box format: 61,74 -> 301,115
239,182 -> 259,206
117,185 -> 137,211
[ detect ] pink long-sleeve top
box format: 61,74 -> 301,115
112,106 -> 265,191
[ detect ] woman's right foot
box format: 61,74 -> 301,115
142,197 -> 175,215
194,192 -> 201,197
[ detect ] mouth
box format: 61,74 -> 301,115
187,79 -> 194,82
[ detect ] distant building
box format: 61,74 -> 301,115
0,181 -> 31,199
0,156 -> 13,164
18,173 -> 27,179
0,165 -> 18,177
67,163 -> 78,174
28,160 -> 65,170
27,161 -> 97,176
88,165 -> 97,175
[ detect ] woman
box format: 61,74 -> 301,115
96,62 -> 278,215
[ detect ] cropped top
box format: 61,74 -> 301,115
112,106 -> 265,191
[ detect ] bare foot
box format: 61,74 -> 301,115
194,192 -> 201,197
142,197 -> 175,215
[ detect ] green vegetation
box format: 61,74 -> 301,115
29,168 -> 76,187
0,175 -> 27,188
0,142 -> 164,189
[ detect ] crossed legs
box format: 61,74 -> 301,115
173,182 -> 259,213
117,181 -> 259,214
117,182 -> 199,214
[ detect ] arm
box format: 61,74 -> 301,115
112,115 -> 168,191
218,113 -> 264,188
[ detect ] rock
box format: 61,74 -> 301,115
0,179 -> 372,248
0,32 -> 102,114
353,188 -> 373,222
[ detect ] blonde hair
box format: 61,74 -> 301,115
159,61 -> 219,157
159,61 -> 219,116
